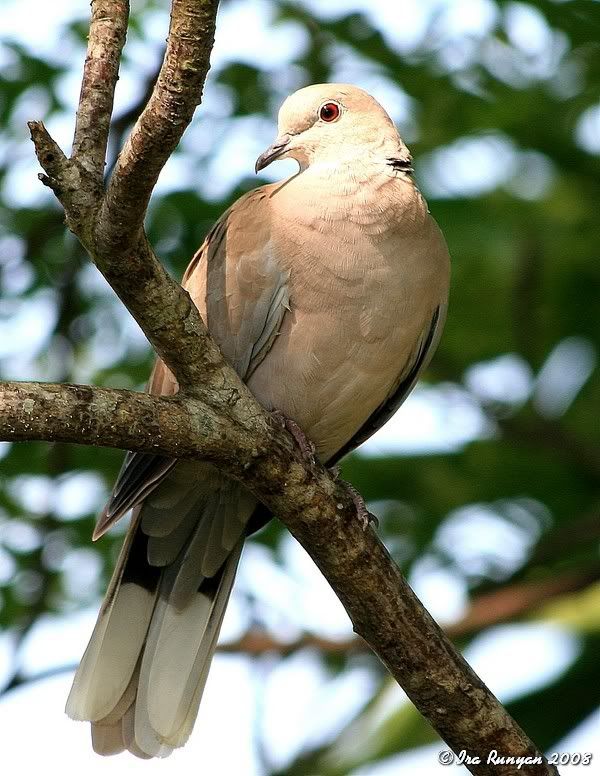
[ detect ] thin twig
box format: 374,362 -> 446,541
97,0 -> 219,255
72,0 -> 129,178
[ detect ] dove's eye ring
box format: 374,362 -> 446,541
319,102 -> 341,122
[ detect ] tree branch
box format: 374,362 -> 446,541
30,0 -> 225,393
9,2 -> 562,774
0,380 -> 272,465
97,0 -> 218,254
72,0 -> 129,178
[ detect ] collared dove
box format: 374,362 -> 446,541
66,83 -> 450,758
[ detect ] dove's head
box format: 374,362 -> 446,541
255,83 -> 410,174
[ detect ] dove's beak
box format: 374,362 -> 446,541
255,134 -> 292,173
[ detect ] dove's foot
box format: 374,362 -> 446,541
272,409 -> 316,464
328,468 -> 378,530
342,480 -> 379,531
345,482 -> 379,530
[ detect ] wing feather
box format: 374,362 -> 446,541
329,304 -> 446,465
94,188 -> 290,538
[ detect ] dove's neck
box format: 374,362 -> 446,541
279,155 -> 428,236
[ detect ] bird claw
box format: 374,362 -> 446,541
272,409 -> 317,464
271,412 -> 376,530
329,470 -> 378,530
346,482 -> 379,530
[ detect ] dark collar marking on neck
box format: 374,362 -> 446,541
387,157 -> 414,174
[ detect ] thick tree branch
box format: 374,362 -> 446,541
11,2 -> 561,774
0,381 -> 272,464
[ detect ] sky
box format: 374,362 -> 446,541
0,0 -> 599,773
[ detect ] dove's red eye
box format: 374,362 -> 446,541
319,102 -> 340,122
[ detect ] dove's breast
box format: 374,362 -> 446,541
247,176 -> 450,461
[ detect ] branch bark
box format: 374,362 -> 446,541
98,0 -> 217,252
0,380 -> 272,464
71,0 -> 129,178
1,2 -> 561,774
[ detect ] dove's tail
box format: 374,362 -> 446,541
65,497 -> 244,758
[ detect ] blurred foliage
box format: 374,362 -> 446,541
1,0 -> 600,772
